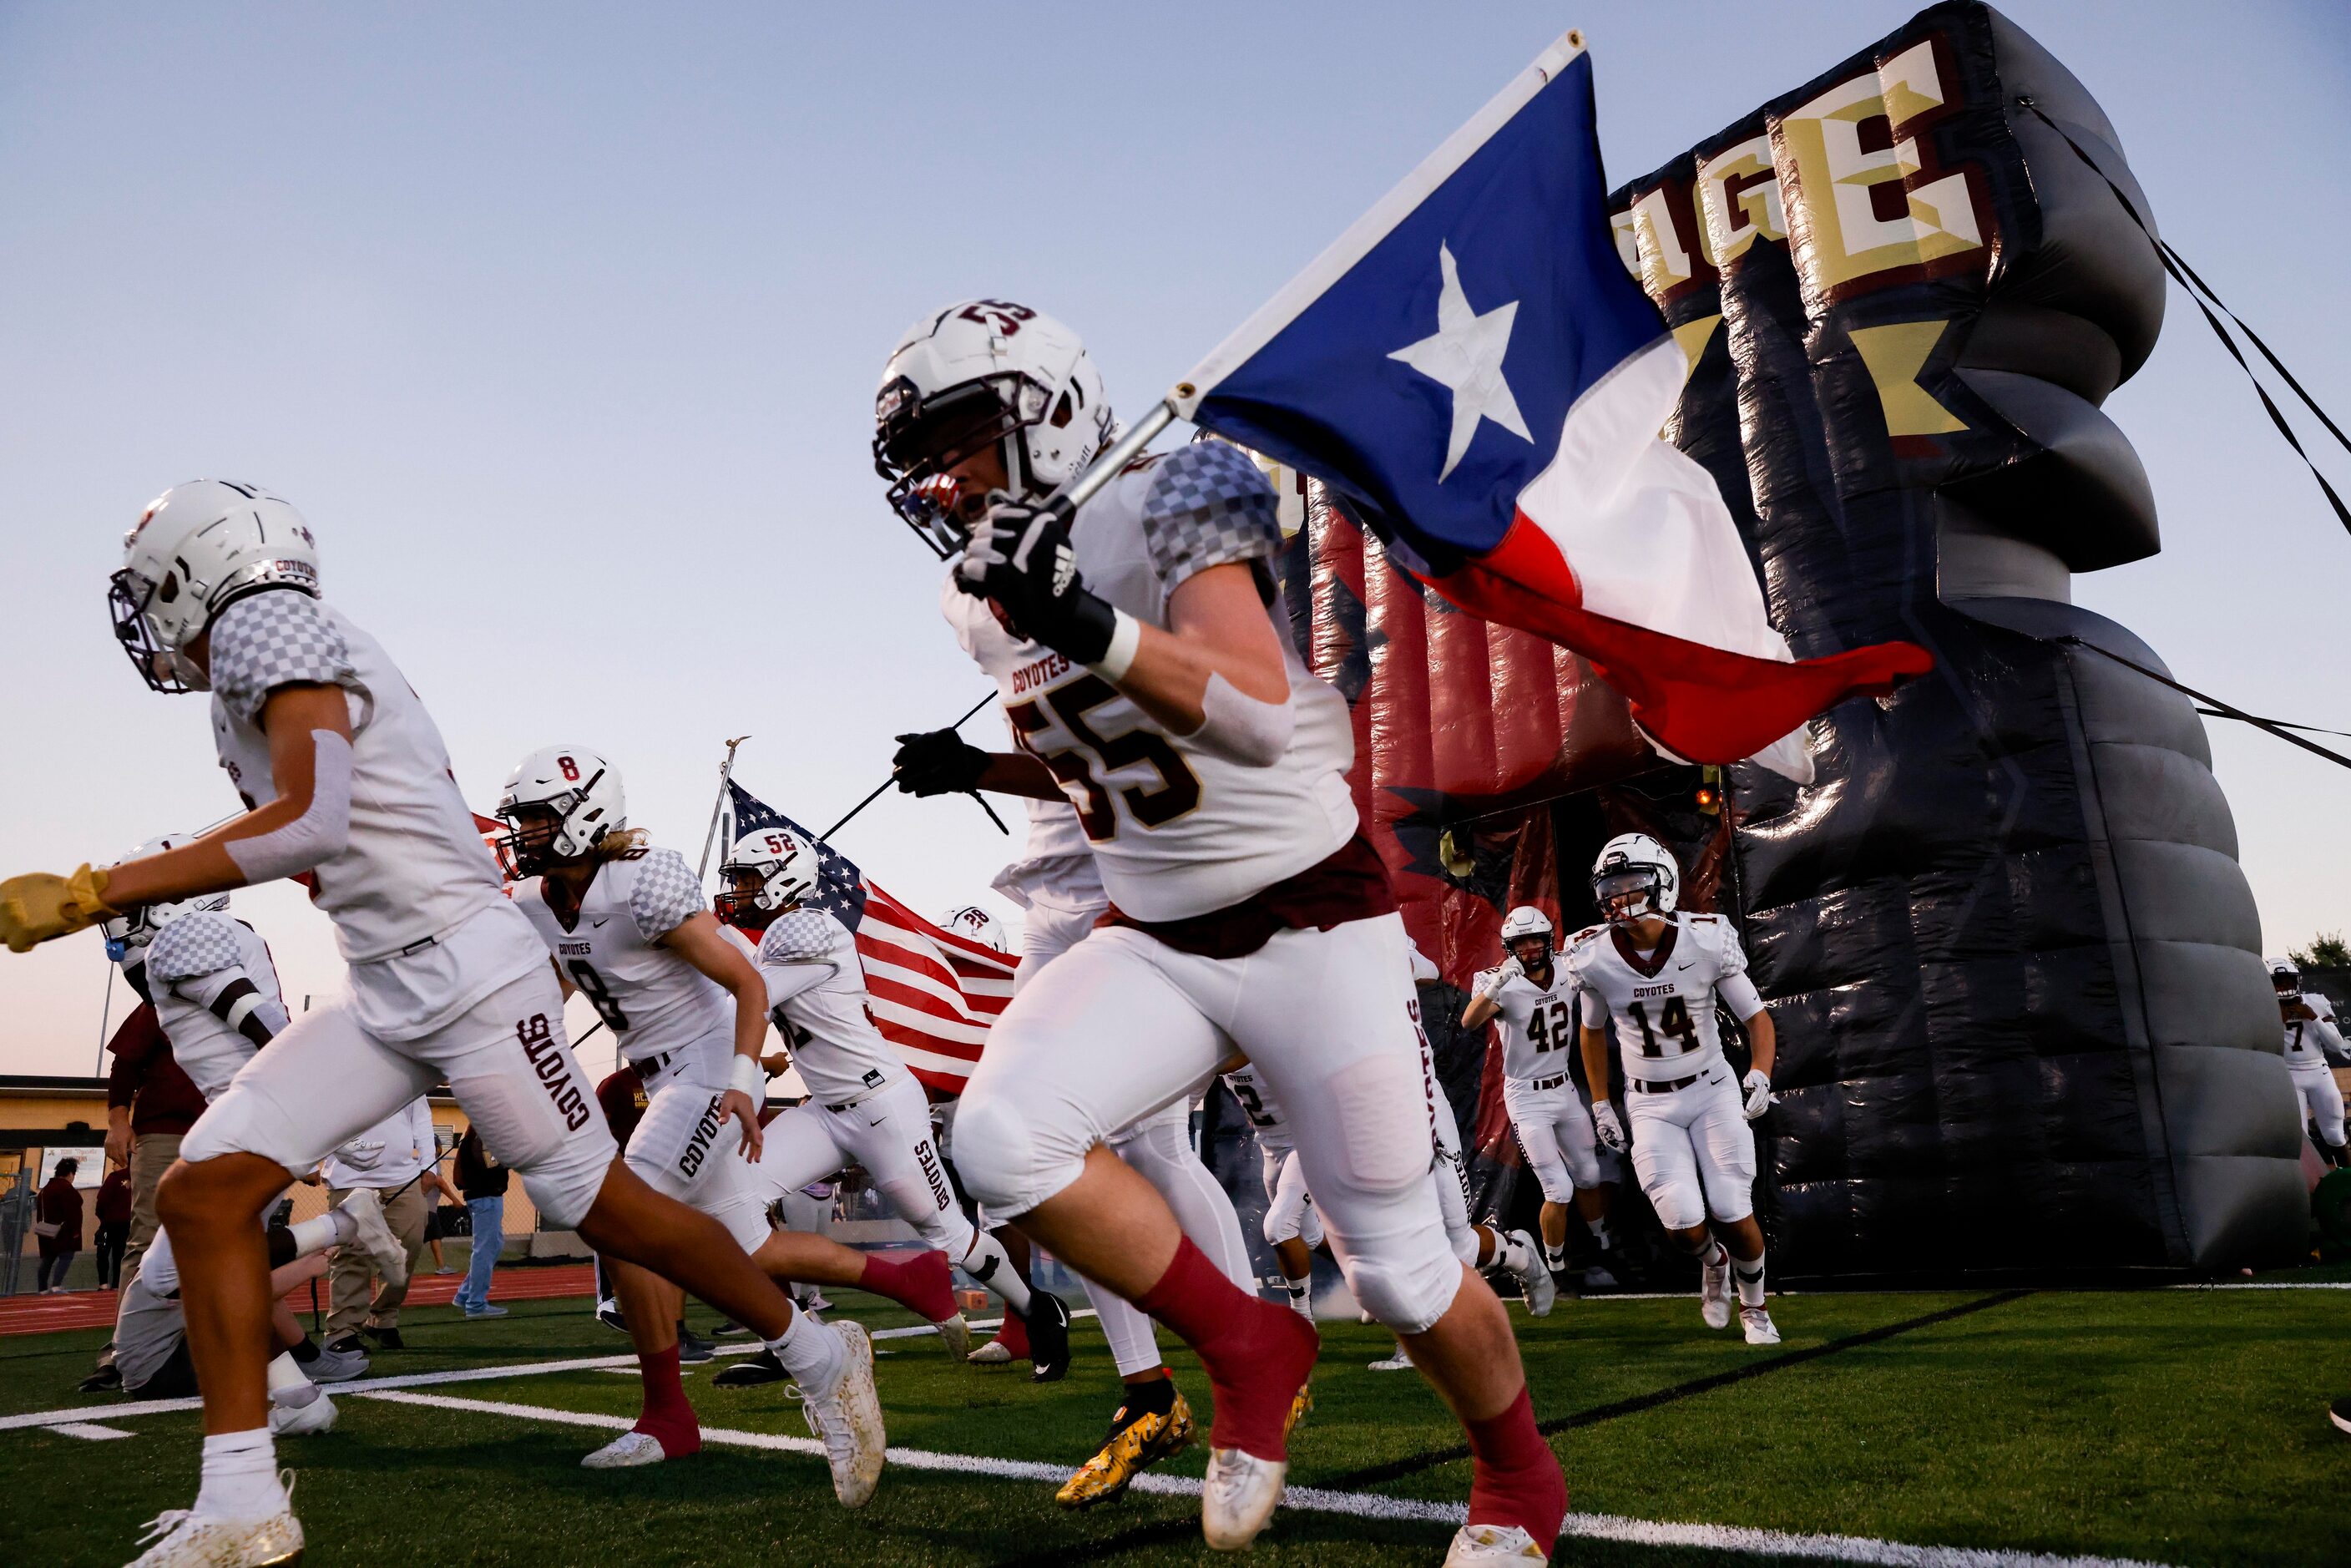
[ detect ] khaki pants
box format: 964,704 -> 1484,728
118,1131 -> 183,1293
326,1182 -> 432,1337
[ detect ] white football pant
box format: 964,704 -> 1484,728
1625,1065 -> 1757,1231
2293,1065 -> 2347,1148
183,969 -> 616,1228
1260,1145 -> 1324,1249
1504,1075 -> 1601,1205
622,1034 -> 771,1252
747,1074 -> 975,1259
958,913 -> 1460,1335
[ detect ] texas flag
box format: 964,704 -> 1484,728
1175,31 -> 1929,779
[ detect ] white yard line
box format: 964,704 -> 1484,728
48,1421 -> 134,1440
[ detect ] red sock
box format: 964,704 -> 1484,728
988,1303 -> 1030,1358
633,1344 -> 700,1457
1135,1237 -> 1317,1461
1464,1385 -> 1565,1550
862,1250 -> 958,1323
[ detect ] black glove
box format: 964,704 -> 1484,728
892,729 -> 989,797
955,493 -> 1119,665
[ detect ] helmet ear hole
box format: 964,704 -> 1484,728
158,573 -> 179,604
1049,391 -> 1074,429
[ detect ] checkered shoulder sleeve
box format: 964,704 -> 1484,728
207,590 -> 359,725
146,913 -> 241,985
1137,440 -> 1281,594
624,848 -> 706,939
758,909 -> 842,968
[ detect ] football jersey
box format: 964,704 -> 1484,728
1476,959 -> 1580,1083
756,908 -> 911,1106
144,912 -> 283,1102
513,847 -> 730,1070
2283,994 -> 2347,1074
972,440 -> 1357,922
1222,1062 -> 1296,1154
205,589 -> 546,1038
1567,913 -> 1751,1085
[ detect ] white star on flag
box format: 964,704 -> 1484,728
1387,242 -> 1532,481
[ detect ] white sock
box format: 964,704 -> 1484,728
265,1352 -> 320,1409
1732,1248 -> 1767,1308
1284,1277 -> 1312,1317
1701,1239 -> 1729,1270
1541,1239 -> 1567,1272
767,1309 -> 845,1399
290,1207 -> 356,1257
1497,1232 -> 1535,1277
194,1429 -> 286,1520
961,1232 -> 1031,1315
1589,1216 -> 1614,1251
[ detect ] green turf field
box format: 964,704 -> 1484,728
2,1278 -> 2345,1566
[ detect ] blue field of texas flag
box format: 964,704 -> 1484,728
1175,31 -> 1929,779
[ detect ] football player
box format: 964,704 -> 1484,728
0,483 -> 882,1563
1462,906 -> 1617,1280
2271,958 -> 2348,1165
1570,834 -> 1780,1346
1224,1063 -> 1324,1319
901,525 -> 1262,1510
874,302 -> 1562,1563
713,826 -> 1073,1386
498,748 -> 961,1469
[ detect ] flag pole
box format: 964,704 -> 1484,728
92,962 -> 116,1079
697,736 -> 752,881
820,690 -> 1006,843
1060,401 -> 1178,513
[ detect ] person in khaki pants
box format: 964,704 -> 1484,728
321,1097 -> 445,1351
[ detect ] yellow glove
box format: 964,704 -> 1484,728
0,864 -> 117,953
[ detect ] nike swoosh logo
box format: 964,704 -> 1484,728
1675,960 -> 1692,970
589,917 -> 609,928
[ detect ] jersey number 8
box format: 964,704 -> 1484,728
569,960 -> 629,1033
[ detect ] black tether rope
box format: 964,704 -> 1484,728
2060,636 -> 2351,771
2019,99 -> 2351,535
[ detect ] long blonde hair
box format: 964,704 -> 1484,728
591,827 -> 652,863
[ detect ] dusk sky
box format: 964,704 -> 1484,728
3,1 -> 2344,1081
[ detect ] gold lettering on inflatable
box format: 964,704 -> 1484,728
1848,320 -> 1967,436
1671,316 -> 1722,379
1776,36 -> 1985,296
1696,136 -> 1783,268
1625,184 -> 1697,298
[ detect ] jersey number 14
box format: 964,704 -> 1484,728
1625,996 -> 1698,1058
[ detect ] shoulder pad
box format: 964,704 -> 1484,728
759,908 -> 842,967
147,913 -> 243,984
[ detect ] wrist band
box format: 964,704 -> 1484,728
728,1053 -> 764,1100
1090,609 -> 1143,683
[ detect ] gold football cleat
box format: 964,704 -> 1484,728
1055,1388 -> 1196,1509
1285,1379 -> 1314,1439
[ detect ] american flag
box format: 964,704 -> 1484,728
721,781 -> 1014,1095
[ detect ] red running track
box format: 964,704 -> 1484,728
0,1263 -> 598,1337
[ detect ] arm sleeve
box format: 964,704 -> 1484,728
2316,1018 -> 2351,1068
625,849 -> 708,941
1715,972 -> 1767,1023
206,590 -> 364,726
1137,441 -> 1282,595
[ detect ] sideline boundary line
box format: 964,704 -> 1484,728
365,1387 -> 2177,1568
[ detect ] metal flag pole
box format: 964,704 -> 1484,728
1061,401 -> 1178,513
818,690 -> 1006,842
696,735 -> 753,880
92,962 -> 116,1079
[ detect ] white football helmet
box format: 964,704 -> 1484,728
1499,905 -> 1555,966
872,300 -> 1118,556
1591,833 -> 1681,924
101,834 -> 230,959
494,746 -> 625,877
718,826 -> 820,923
2269,956 -> 2302,998
110,480 -> 321,694
939,904 -> 1010,953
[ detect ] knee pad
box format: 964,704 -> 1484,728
951,1090 -> 1069,1221
1342,1247 -> 1462,1337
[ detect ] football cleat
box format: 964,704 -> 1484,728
306,1340 -> 368,1383
794,1322 -> 887,1508
1368,1348 -> 1413,1372
1055,1388 -> 1195,1510
932,1311 -> 972,1363
336,1187 -> 409,1293
581,1430 -> 671,1469
1506,1230 -> 1555,1318
711,1348 -> 787,1388
1700,1250 -> 1732,1330
267,1391 -> 336,1437
1201,1446 -> 1287,1551
1444,1522 -> 1550,1563
967,1338 -> 1013,1365
128,1475 -> 303,1568
1740,1307 -> 1781,1346
1026,1290 -> 1073,1383
595,1298 -> 628,1333
676,1323 -> 716,1364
